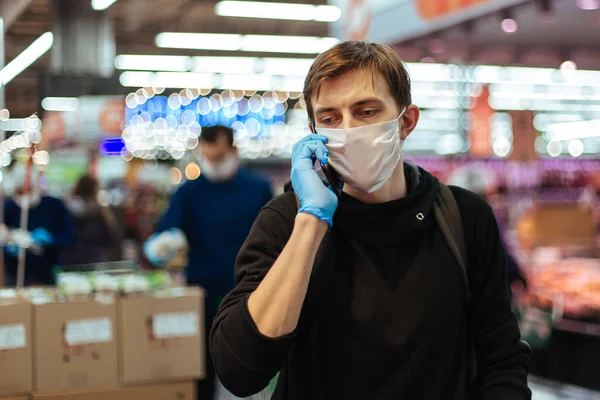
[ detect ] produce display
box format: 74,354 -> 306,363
56,270 -> 172,298
525,258 -> 600,318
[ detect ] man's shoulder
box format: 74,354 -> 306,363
237,168 -> 270,187
262,190 -> 297,219
41,195 -> 67,209
446,185 -> 493,218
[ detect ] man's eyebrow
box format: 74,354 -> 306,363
352,98 -> 385,107
314,98 -> 385,115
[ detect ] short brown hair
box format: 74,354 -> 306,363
200,125 -> 234,147
303,41 -> 411,125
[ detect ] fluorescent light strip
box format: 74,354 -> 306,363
491,91 -> 600,101
155,32 -> 340,54
215,1 -> 341,22
0,32 -> 53,86
545,120 -> 600,141
41,97 -> 80,112
405,63 -> 600,87
119,71 -> 305,92
91,0 -> 117,10
0,119 -> 33,132
193,56 -> 314,76
115,55 -> 191,71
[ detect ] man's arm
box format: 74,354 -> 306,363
471,203 -> 531,400
157,186 -> 186,233
211,135 -> 336,397
210,205 -> 326,396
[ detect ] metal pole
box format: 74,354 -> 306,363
0,18 -> 5,288
16,148 -> 33,289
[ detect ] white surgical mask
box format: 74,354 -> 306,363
199,154 -> 239,182
317,109 -> 406,193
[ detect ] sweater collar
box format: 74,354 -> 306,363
334,162 -> 440,243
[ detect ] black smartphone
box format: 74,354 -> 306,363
319,163 -> 343,197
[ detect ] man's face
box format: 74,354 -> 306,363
311,68 -> 401,130
311,68 -> 419,140
200,134 -> 236,164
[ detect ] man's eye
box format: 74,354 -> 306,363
320,117 -> 334,125
361,109 -> 377,117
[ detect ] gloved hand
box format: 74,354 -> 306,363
291,134 -> 338,227
143,230 -> 181,266
31,228 -> 53,246
5,245 -> 19,258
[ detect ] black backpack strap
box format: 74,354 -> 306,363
433,183 -> 470,303
433,183 -> 478,385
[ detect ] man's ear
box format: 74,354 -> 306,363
400,105 -> 420,140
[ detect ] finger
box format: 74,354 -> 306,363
293,134 -> 326,156
314,142 -> 328,165
297,140 -> 329,164
295,134 -> 328,146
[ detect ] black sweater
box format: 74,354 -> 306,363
210,166 -> 531,400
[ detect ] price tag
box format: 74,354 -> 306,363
153,312 -> 199,339
0,324 -> 26,350
65,318 -> 112,345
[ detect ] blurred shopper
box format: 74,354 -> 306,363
3,163 -> 75,286
144,125 -> 273,400
211,41 -> 531,399
62,175 -> 120,266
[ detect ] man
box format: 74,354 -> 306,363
4,163 -> 75,286
146,125 -> 272,399
210,41 -> 531,399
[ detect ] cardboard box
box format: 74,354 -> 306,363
0,294 -> 33,397
2,397 -> 29,400
119,287 -> 204,385
33,298 -> 119,392
31,381 -> 195,400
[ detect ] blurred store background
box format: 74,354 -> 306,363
0,0 -> 600,399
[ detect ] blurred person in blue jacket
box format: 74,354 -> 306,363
144,125 -> 273,400
3,163 -> 75,286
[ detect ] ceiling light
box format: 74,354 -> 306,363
192,56 -> 313,75
501,18 -> 518,33
215,1 -> 341,22
0,32 -> 53,86
118,71 -> 305,92
41,97 -> 80,112
120,71 -> 214,89
243,35 -> 338,53
156,32 -> 340,54
156,33 -> 243,51
193,57 -> 256,74
115,55 -> 191,71
560,60 -> 577,71
577,0 -> 599,10
0,119 -> 27,132
568,139 -> 584,157
545,119 -> 600,141
547,141 -> 562,157
91,0 -> 117,10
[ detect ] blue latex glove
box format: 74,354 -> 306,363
143,232 -> 177,266
5,245 -> 19,258
291,134 -> 338,227
31,228 -> 53,246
